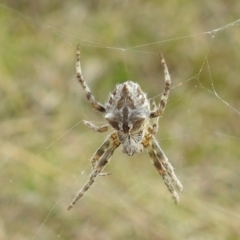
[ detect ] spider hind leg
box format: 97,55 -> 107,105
76,45 -> 106,113
150,54 -> 171,118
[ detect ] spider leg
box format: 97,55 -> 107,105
84,120 -> 109,176
150,100 -> 159,135
68,150 -> 112,210
151,136 -> 183,192
142,135 -> 182,204
150,54 -> 171,118
83,120 -> 109,133
68,132 -> 120,210
90,133 -> 112,175
76,44 -> 106,113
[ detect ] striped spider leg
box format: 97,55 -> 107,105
68,132 -> 120,210
142,133 -> 183,204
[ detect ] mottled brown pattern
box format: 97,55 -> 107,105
68,45 -> 182,210
115,83 -> 135,109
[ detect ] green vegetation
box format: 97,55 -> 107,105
0,1 -> 240,239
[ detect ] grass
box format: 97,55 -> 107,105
0,1 -> 240,239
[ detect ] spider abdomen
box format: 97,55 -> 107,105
105,81 -> 150,132
106,81 -> 150,111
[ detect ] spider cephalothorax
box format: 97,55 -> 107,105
68,44 -> 183,210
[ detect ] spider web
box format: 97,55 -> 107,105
0,1 -> 240,240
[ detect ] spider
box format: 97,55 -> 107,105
68,44 -> 183,210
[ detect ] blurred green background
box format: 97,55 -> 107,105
1,1 -> 240,239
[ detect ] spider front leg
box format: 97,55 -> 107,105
68,132 -> 120,210
82,120 -> 109,172
76,44 -> 106,113
89,132 -> 112,175
151,136 -> 183,192
142,135 -> 183,204
150,54 -> 171,118
68,148 -> 111,210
